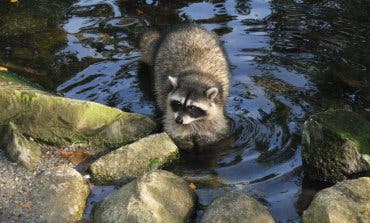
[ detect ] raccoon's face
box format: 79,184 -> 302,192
167,76 -> 220,125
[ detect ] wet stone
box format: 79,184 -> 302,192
302,110 -> 370,183
93,170 -> 196,223
201,191 -> 275,223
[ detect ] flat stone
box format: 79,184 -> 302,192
89,133 -> 179,184
0,72 -> 157,148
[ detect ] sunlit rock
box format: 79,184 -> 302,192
93,170 -> 196,223
303,177 -> 370,223
201,191 -> 275,223
0,71 -> 157,148
302,110 -> 370,183
89,133 -> 179,184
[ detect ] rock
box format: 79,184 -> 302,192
302,177 -> 370,223
302,110 -> 370,183
93,170 -> 196,223
89,133 -> 179,184
0,122 -> 41,169
201,191 -> 275,223
0,72 -> 157,148
32,165 -> 90,222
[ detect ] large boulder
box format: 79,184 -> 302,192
0,122 -> 41,169
93,170 -> 196,223
302,110 -> 370,183
0,71 -> 157,148
89,133 -> 179,184
302,177 -> 370,223
201,191 -> 275,223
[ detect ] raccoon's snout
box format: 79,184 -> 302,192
175,116 -> 183,124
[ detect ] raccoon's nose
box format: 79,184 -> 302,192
175,116 -> 183,124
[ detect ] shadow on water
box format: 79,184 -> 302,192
1,0 -> 370,222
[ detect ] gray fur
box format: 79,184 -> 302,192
139,24 -> 231,149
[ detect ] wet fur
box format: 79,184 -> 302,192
139,24 -> 231,149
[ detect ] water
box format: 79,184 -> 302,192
1,0 -> 369,222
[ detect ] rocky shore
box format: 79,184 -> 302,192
1,70 -> 369,222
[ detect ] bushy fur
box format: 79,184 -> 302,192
139,24 -> 231,149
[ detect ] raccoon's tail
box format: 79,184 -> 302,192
139,30 -> 160,66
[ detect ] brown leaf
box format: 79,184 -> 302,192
189,182 -> 197,190
57,149 -> 92,165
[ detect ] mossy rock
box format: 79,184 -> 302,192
0,71 -> 157,148
302,110 -> 370,183
89,133 -> 179,185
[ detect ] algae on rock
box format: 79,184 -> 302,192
0,71 -> 157,148
302,110 -> 370,183
89,133 -> 179,184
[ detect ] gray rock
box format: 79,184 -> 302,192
89,133 -> 179,184
302,110 -> 370,183
93,170 -> 196,223
303,177 -> 370,223
33,165 -> 90,222
0,122 -> 41,169
201,191 -> 275,223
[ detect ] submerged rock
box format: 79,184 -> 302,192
302,110 -> 370,183
0,122 -> 41,169
302,177 -> 370,223
32,165 -> 90,222
89,133 -> 179,184
93,170 -> 196,223
201,191 -> 275,223
0,72 -> 157,148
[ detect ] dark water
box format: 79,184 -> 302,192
1,0 -> 369,222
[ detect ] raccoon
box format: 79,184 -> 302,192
139,24 -> 231,149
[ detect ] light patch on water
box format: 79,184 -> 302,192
58,34 -> 104,60
73,0 -> 122,17
63,16 -> 102,34
179,2 -> 216,20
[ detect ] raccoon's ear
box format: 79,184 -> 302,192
168,76 -> 178,88
206,87 -> 218,100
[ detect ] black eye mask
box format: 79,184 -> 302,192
170,100 -> 182,112
186,105 -> 206,118
170,100 -> 207,118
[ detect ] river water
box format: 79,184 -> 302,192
1,0 -> 369,222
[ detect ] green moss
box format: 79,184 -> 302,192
312,110 -> 370,155
149,157 -> 162,170
0,77 -> 157,148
